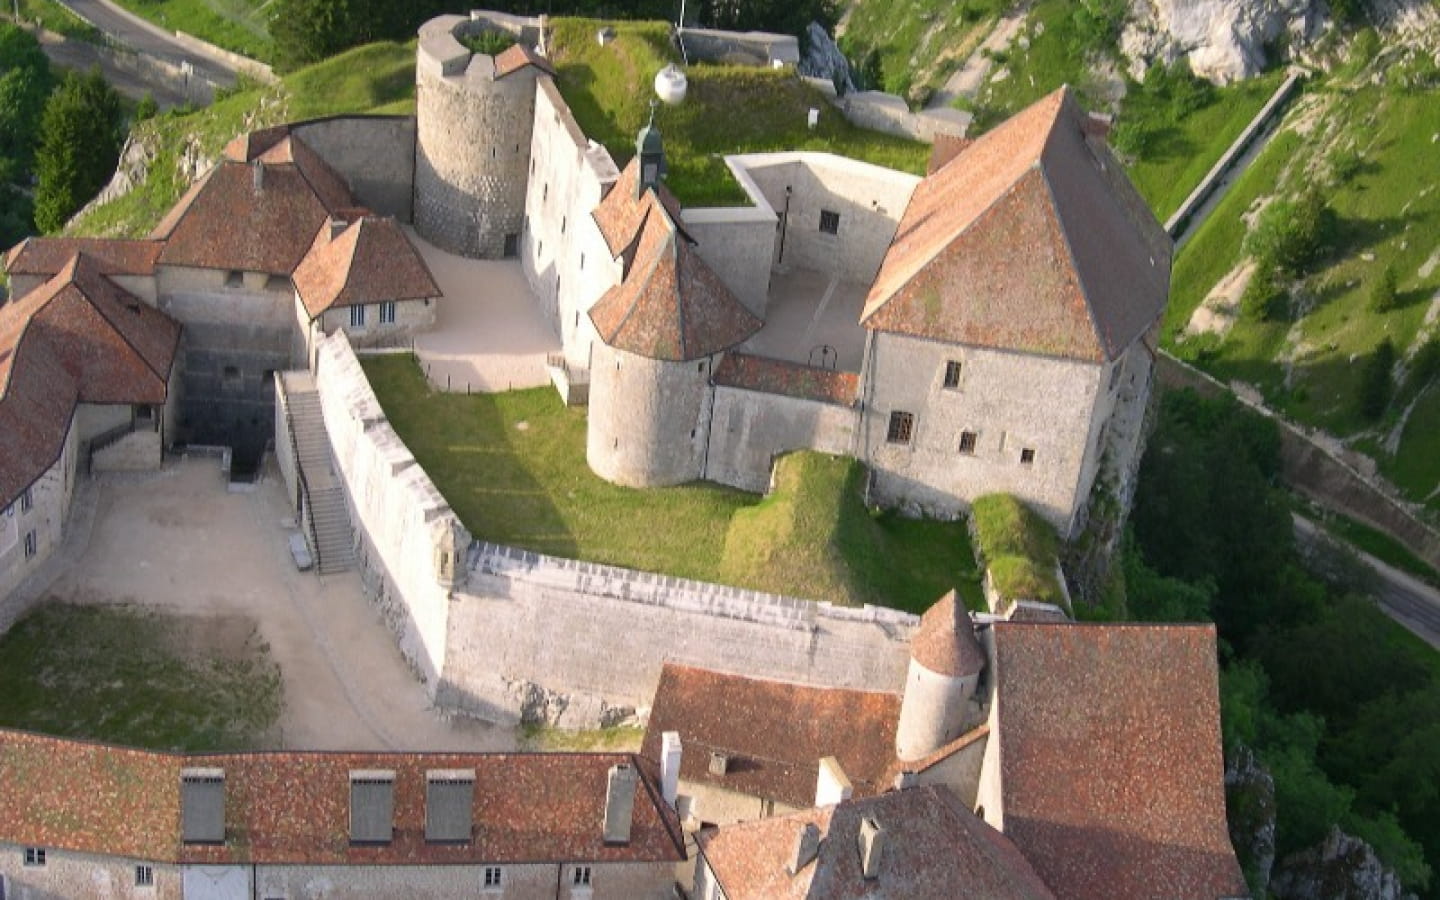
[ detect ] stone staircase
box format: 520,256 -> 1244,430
281,375 -> 356,575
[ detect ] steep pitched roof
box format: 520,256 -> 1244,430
697,785 -> 1055,899
0,254 -> 180,508
590,190 -> 760,361
989,622 -> 1248,900
4,237 -> 161,280
155,133 -> 355,274
0,729 -> 686,866
910,589 -> 986,677
494,42 -> 556,78
592,159 -> 684,259
640,664 -> 901,809
861,87 -> 1171,363
293,217 -> 441,317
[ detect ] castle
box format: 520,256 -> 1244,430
0,12 -> 1247,899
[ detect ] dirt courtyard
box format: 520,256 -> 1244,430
35,454 -> 514,753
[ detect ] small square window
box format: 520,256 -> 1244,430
958,431 -> 978,455
483,866 -> 503,888
573,865 -> 592,886
1020,448 -> 1036,466
222,365 -> 240,381
350,305 -> 366,329
23,530 -> 37,559
819,210 -> 840,235
135,864 -> 154,887
943,360 -> 963,389
379,301 -> 396,325
886,411 -> 915,444
265,274 -> 289,292
23,847 -> 45,867
20,488 -> 32,512
224,270 -> 244,288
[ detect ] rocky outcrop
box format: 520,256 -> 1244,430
1121,0 -> 1326,82
798,22 -> 855,95
1271,827 -> 1418,900
1225,744 -> 1278,895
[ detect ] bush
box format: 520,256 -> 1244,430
1368,265 -> 1398,313
1246,190 -> 1333,276
1241,256 -> 1289,321
459,29 -> 515,57
33,67 -> 122,233
133,93 -> 159,123
1357,337 -> 1396,420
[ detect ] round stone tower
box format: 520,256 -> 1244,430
895,590 -> 986,762
413,14 -> 549,258
587,341 -> 716,487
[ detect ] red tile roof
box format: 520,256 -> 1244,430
909,589 -> 985,677
861,87 -> 1171,363
0,254 -> 180,508
294,217 -> 441,317
590,190 -> 761,362
0,729 -> 685,866
592,159 -> 685,260
697,785 -> 1055,899
711,353 -> 858,406
4,237 -> 161,278
641,664 -> 900,810
989,622 -> 1248,900
156,133 -> 355,274
494,42 -> 556,78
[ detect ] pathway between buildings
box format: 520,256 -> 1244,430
30,455 -> 514,752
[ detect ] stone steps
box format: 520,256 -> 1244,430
280,382 -> 356,575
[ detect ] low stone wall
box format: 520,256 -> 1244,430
90,428 -> 161,472
704,385 -> 859,493
801,77 -> 971,143
677,26 -> 799,67
1156,352 -> 1440,572
440,543 -> 916,728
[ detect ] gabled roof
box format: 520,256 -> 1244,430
0,254 -> 180,507
861,87 -> 1171,363
590,190 -> 760,361
0,729 -> 686,866
696,785 -> 1055,899
494,42 -> 556,78
4,237 -> 161,280
591,159 -> 684,259
293,217 -> 441,318
910,589 -> 985,677
640,663 -> 900,809
989,622 -> 1248,900
155,132 -> 355,275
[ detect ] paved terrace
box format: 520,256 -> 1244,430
740,268 -> 870,373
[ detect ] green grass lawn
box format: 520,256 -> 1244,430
362,355 -> 975,613
108,0 -> 271,61
0,604 -> 282,750
970,493 -> 1066,607
11,0 -> 100,41
283,40 -> 416,119
548,18 -> 931,206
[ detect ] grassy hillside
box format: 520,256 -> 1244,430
107,0 -> 271,61
548,18 -> 931,206
838,0 -> 1009,102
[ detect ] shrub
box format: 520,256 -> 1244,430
1357,337 -> 1396,420
1241,256 -> 1289,321
1246,190 -> 1333,276
1368,265 -> 1398,313
459,29 -> 515,57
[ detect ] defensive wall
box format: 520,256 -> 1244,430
289,117 -> 417,221
801,77 -> 972,143
703,378 -> 860,494
307,333 -> 916,727
676,26 -> 800,67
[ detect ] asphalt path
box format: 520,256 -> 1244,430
34,28 -> 190,107
57,0 -> 237,86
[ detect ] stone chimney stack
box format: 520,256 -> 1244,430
857,816 -> 884,880
603,762 -> 638,845
815,756 -> 853,807
786,822 -> 822,875
660,731 -> 682,807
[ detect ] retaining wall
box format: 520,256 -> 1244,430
289,117 -> 417,221
800,77 -> 971,143
704,386 -> 859,493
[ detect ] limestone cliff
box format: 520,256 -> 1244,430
1271,827 -> 1419,900
1120,0 -> 1326,82
1225,744 -> 1277,896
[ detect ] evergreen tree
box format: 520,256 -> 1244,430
0,23 -> 54,182
33,67 -> 122,233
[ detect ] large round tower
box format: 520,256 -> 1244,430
895,590 -> 986,762
413,15 -> 550,258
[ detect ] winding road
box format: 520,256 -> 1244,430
59,0 -> 236,84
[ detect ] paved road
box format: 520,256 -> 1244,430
33,28 -> 190,107
57,0 -> 236,85
1294,514 -> 1440,650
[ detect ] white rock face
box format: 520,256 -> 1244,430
1122,0 -> 1325,82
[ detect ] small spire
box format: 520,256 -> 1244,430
635,99 -> 666,198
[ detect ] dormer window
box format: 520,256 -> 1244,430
349,770 -> 395,844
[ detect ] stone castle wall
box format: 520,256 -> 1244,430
0,418 -> 76,625
586,345 -> 714,488
413,15 -> 540,258
703,385 -> 859,493
290,116 -> 417,221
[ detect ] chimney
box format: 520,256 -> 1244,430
786,822 -> 822,875
814,756 -> 852,807
708,750 -> 730,776
328,217 -> 348,240
603,763 -> 638,845
425,769 -> 475,842
349,770 -> 395,844
252,160 -> 265,192
180,767 -> 225,844
857,816 -> 884,880
1084,111 -> 1114,141
660,731 -> 682,806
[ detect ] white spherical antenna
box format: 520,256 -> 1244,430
654,64 -> 687,105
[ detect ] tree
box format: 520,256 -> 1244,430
33,67 -> 122,233
1246,190 -> 1333,276
1368,264 -> 1398,313
0,23 -> 54,181
1357,337 -> 1395,420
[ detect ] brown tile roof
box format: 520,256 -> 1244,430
4,237 -> 161,278
696,785 -> 1055,899
712,353 -> 858,405
494,42 -> 556,78
882,723 -> 989,785
910,589 -> 985,677
925,134 -> 972,175
294,217 -> 441,317
641,664 -> 900,810
861,86 -> 1171,363
989,622 -> 1248,900
0,729 -> 685,866
222,124 -> 290,164
590,190 -> 761,361
591,159 -> 684,260
0,254 -> 180,508
156,132 -> 355,274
